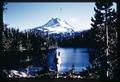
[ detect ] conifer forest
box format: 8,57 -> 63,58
0,0 -> 120,79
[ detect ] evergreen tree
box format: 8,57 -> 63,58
90,0 -> 117,79
114,0 -> 120,79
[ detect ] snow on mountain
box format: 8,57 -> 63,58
33,18 -> 75,34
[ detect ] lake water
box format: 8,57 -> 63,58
47,48 -> 90,73
8,48 -> 91,77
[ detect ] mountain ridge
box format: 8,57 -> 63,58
31,18 -> 75,34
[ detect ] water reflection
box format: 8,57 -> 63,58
47,48 -> 90,73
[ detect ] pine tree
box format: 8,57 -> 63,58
90,0 -> 117,79
113,0 -> 120,78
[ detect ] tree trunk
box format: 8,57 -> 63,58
105,9 -> 109,79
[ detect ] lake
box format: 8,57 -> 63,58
8,47 -> 91,77
47,48 -> 91,74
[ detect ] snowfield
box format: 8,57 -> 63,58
32,18 -> 75,34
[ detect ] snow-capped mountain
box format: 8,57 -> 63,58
32,18 -> 75,34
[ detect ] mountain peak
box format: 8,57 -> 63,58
52,18 -> 61,21
44,18 -> 62,27
33,18 -> 75,34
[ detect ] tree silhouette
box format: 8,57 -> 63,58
90,0 -> 117,79
114,0 -> 120,79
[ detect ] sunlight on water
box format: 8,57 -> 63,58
56,48 -> 90,73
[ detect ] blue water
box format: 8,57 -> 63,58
47,48 -> 90,73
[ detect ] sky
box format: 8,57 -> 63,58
3,2 -> 116,31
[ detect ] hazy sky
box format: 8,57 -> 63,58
3,3 -> 116,31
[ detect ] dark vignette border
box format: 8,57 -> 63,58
3,0 -> 119,2
1,0 -> 120,82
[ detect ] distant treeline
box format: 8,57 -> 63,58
2,24 -> 50,51
57,30 -> 97,48
0,24 -> 54,72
